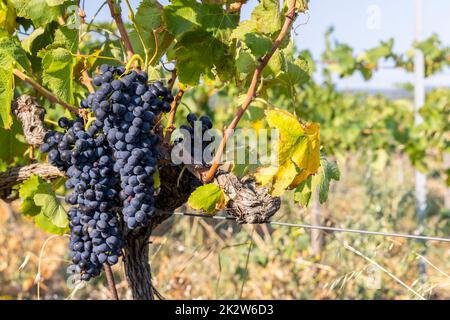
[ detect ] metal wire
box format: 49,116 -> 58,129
171,212 -> 450,243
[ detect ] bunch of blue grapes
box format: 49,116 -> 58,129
41,116 -> 122,281
40,64 -> 173,280
175,113 -> 214,165
81,65 -> 172,229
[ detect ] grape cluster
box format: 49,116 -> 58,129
42,117 -> 122,281
83,65 -> 172,229
40,64 -> 173,280
175,113 -> 214,165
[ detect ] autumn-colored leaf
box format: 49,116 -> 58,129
255,108 -> 320,196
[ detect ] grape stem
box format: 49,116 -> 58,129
75,3 -> 95,94
104,264 -> 120,300
203,0 -> 298,183
106,0 -> 135,59
12,69 -> 79,114
163,87 -> 185,144
168,69 -> 177,91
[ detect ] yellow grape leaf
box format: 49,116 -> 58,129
255,108 -> 320,196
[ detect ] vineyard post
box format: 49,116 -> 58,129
414,0 -> 427,281
311,189 -> 323,256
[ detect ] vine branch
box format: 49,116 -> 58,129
107,0 -> 135,59
0,163 -> 64,197
104,264 -> 120,300
76,5 -> 95,94
13,69 -> 78,114
163,87 -> 185,144
203,0 -> 298,182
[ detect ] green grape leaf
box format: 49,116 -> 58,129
231,20 -> 257,40
11,0 -> 61,25
163,0 -> 197,37
146,65 -> 163,81
255,108 -> 321,196
34,211 -> 68,235
135,0 -> 164,32
163,0 -> 238,39
276,56 -> 311,87
0,35 -> 29,128
129,28 -> 175,66
313,157 -> 340,204
0,120 -> 28,161
251,0 -> 281,35
54,26 -> 79,53
0,0 -> 17,34
40,47 -> 75,104
168,30 -> 232,85
18,175 -> 68,234
296,0 -> 309,13
0,36 -> 30,69
34,192 -> 68,229
188,183 -> 225,214
130,0 -> 174,65
0,63 -> 13,129
242,33 -> 273,59
264,50 -> 284,76
45,0 -> 65,5
294,176 -> 312,207
294,157 -> 340,206
19,175 -> 51,217
236,48 -> 256,75
21,26 -> 45,53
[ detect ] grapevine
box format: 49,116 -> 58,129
0,0 -> 447,301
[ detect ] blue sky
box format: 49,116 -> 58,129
83,0 -> 450,89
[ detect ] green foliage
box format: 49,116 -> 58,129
164,0 -> 238,38
251,0 -> 282,34
163,0 -> 238,84
0,62 -> 13,128
33,192 -> 68,229
322,28 -> 449,80
40,47 -> 75,104
19,175 -> 68,235
168,30 -> 233,85
188,183 -> 225,214
11,0 -> 62,25
0,120 -> 29,163
0,0 -> 16,34
0,35 -> 29,128
130,0 -> 174,65
294,156 -> 340,206
0,0 -> 447,237
19,174 -> 48,216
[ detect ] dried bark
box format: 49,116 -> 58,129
11,95 -> 48,146
215,173 -> 281,223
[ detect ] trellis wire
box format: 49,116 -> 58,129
170,211 -> 450,243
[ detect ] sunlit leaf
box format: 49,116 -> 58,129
34,192 -> 68,229
40,47 -> 75,104
188,183 -> 225,214
256,108 -> 321,196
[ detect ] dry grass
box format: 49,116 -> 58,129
0,153 -> 449,300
